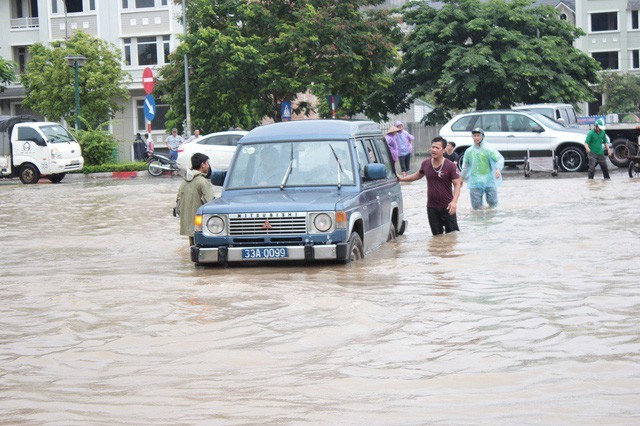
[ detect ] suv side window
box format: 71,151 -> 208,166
354,139 -> 370,178
229,135 -> 244,146
559,108 -> 570,124
200,135 -> 228,146
505,114 -> 537,132
479,114 -> 502,132
451,115 -> 475,131
372,137 -> 395,179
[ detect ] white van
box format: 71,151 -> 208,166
512,103 -> 578,127
0,115 -> 84,184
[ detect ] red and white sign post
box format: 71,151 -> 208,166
142,67 -> 154,134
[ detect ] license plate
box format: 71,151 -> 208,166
241,247 -> 288,259
69,160 -> 80,165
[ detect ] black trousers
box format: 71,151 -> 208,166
427,207 -> 460,235
588,153 -> 610,179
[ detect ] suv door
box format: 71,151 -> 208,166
503,113 -> 553,161
354,138 -> 381,249
475,114 -> 510,156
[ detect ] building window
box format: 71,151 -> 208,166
632,10 -> 639,29
123,36 -> 171,67
17,47 -> 27,73
633,50 -> 640,69
123,38 -> 132,66
89,0 -> 95,10
137,37 -> 158,66
560,13 -> 567,21
123,0 -> 167,8
51,0 -> 57,13
588,94 -> 603,116
137,99 -> 169,131
590,12 -> 618,32
592,51 -> 619,70
163,35 -> 171,63
66,0 -> 83,13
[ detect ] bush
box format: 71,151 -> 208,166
71,121 -> 119,166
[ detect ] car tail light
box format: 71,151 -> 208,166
177,147 -> 184,153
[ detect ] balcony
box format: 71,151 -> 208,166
10,17 -> 39,29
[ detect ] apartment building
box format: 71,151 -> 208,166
574,0 -> 640,114
0,0 -> 184,159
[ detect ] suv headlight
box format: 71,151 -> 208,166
205,215 -> 226,235
309,212 -> 334,234
51,148 -> 62,159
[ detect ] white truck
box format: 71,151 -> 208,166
0,115 -> 84,184
513,104 -> 638,168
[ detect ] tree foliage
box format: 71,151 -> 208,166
156,0 -> 402,132
71,119 -> 119,166
20,32 -> 131,129
395,0 -> 601,123
0,54 -> 16,92
596,72 -> 640,114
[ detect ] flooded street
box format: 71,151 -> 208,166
1,168 -> 639,424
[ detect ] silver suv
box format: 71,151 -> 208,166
439,110 -> 589,172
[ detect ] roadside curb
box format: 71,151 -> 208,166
66,170 -> 151,180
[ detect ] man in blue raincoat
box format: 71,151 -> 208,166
461,128 -> 505,209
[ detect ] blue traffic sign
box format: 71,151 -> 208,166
281,101 -> 291,121
143,94 -> 156,121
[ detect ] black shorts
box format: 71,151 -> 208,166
427,207 -> 460,236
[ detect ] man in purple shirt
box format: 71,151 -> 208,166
398,137 -> 462,235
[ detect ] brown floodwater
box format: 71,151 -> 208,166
1,168 -> 639,424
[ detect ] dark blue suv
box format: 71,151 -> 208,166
191,120 -> 407,265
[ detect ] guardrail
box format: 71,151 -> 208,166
10,17 -> 39,29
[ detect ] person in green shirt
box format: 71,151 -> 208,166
584,118 -> 611,179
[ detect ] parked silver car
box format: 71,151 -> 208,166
439,110 -> 589,172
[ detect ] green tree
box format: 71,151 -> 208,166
156,0 -> 401,132
0,54 -> 16,92
21,32 -> 131,129
596,72 -> 640,114
395,0 -> 600,123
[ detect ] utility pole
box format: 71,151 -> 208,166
182,0 -> 191,136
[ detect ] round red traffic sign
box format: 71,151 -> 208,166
142,67 -> 154,94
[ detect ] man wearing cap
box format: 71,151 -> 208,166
584,118 -> 611,179
461,128 -> 504,210
166,128 -> 184,161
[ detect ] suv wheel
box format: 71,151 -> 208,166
558,147 -> 586,172
343,232 -> 364,264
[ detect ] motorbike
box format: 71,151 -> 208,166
146,152 -> 182,177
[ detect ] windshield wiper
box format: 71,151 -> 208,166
329,144 -> 342,189
280,143 -> 294,190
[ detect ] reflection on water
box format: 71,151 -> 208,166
1,171 -> 639,423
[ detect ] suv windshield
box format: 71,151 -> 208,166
40,125 -> 75,143
226,141 -> 355,189
526,111 -> 568,130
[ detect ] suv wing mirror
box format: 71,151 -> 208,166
532,125 -> 544,133
211,170 -> 226,186
364,163 -> 386,180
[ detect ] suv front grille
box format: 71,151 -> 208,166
229,213 -> 307,235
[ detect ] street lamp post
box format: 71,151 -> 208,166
65,55 -> 86,130
182,0 -> 191,136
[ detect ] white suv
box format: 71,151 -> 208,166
439,110 -> 589,172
